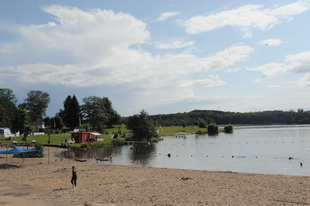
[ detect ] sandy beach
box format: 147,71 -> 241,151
0,147 -> 309,206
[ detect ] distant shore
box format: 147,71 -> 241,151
1,147 -> 310,206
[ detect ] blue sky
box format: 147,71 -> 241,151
1,0 -> 310,117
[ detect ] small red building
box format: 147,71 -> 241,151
71,131 -> 102,143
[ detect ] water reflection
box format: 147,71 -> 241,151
60,145 -> 115,160
60,143 -> 156,166
129,143 -> 156,165
58,125 -> 310,176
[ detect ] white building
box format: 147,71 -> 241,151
0,128 -> 19,137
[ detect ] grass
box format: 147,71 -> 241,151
0,133 -> 72,145
157,126 -> 208,136
0,125 -> 222,146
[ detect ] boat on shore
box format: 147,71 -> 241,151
74,158 -> 87,162
95,155 -> 112,161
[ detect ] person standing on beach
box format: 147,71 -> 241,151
71,166 -> 77,188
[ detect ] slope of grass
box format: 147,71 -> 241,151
0,125 -> 221,146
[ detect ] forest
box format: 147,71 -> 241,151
2,88 -> 310,133
148,109 -> 310,127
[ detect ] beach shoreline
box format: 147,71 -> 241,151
1,147 -> 309,206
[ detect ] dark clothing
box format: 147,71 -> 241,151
71,169 -> 77,186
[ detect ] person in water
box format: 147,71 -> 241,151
71,166 -> 77,188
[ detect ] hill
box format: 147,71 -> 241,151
148,109 -> 310,126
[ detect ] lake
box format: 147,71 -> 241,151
60,125 -> 310,176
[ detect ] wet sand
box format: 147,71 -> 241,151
0,147 -> 309,206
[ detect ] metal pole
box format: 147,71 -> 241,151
5,145 -> 8,169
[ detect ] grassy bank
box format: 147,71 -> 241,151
0,126 -> 216,146
157,126 -> 208,136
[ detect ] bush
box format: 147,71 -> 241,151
195,130 -> 207,135
207,123 -> 218,135
198,120 -> 207,128
112,139 -> 125,146
14,144 -> 44,158
80,143 -> 91,149
224,125 -> 233,133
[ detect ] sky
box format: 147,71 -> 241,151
1,0 -> 310,117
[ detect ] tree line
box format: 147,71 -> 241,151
148,109 -> 310,127
0,88 -> 121,137
2,88 -> 310,142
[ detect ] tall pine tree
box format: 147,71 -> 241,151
68,95 -> 80,129
60,95 -> 80,130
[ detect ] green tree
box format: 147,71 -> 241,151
198,119 -> 207,128
96,123 -> 105,134
81,96 -> 108,128
207,123 -> 218,135
224,125 -> 233,133
0,88 -> 18,128
58,95 -> 72,126
103,97 -> 121,127
11,109 -> 34,144
22,124 -> 35,147
126,110 -> 156,141
81,96 -> 120,129
60,95 -> 80,129
19,90 -> 50,122
43,117 -> 51,128
68,95 -> 80,129
54,116 -> 64,131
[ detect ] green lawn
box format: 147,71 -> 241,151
157,126 -> 208,136
0,125 -> 219,146
0,133 -> 71,145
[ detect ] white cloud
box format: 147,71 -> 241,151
248,50 -> 310,84
156,11 -> 181,22
153,39 -> 194,50
0,5 -> 255,113
182,1 -> 310,36
271,0 -> 310,17
182,75 -> 226,88
225,68 -> 242,73
288,73 -> 310,87
285,51 -> 310,73
199,45 -> 253,72
0,5 -> 150,65
257,38 -> 282,46
248,63 -> 288,77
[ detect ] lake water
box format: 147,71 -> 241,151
60,125 -> 310,176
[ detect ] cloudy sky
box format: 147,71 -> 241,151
1,0 -> 310,117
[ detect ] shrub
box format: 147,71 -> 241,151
198,120 -> 207,128
14,143 -> 44,158
112,139 -> 125,146
80,143 -> 91,149
224,125 -> 233,133
207,123 -> 218,135
195,130 -> 207,135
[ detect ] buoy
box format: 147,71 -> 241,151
300,163 -> 303,167
167,153 -> 171,157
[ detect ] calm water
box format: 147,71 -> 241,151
60,125 -> 310,176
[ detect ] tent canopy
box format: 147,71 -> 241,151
0,147 -> 40,154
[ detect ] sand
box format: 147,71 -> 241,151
0,147 -> 309,206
